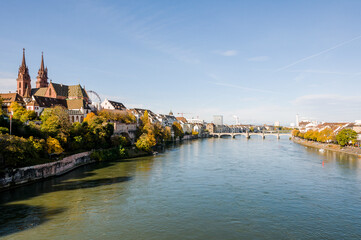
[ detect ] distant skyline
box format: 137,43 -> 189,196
1,0 -> 361,124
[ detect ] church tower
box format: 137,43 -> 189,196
36,52 -> 48,88
16,48 -> 31,97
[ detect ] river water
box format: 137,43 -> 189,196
1,137 -> 361,239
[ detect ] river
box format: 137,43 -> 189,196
1,137 -> 361,239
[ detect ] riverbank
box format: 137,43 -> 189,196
292,137 -> 361,157
0,147 -> 152,191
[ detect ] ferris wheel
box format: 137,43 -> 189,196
87,90 -> 101,104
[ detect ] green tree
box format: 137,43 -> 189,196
41,106 -> 71,139
336,129 -> 358,146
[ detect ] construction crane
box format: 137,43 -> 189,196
177,112 -> 192,117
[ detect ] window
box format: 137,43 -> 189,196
19,82 -> 21,88
49,88 -> 52,96
72,116 -> 74,122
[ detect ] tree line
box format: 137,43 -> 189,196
292,128 -> 358,147
0,102 -> 184,169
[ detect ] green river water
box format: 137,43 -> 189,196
1,137 -> 361,239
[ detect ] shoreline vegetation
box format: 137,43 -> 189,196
0,137 -> 201,191
292,137 -> 361,157
0,104 -> 187,170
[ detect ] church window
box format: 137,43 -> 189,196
49,88 -> 52,96
19,82 -> 21,88
25,83 -> 27,89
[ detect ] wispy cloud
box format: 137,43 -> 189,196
217,50 -> 238,56
287,69 -> 357,75
275,34 -> 361,72
247,56 -> 270,62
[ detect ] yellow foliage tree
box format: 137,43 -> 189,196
84,112 -> 96,122
47,137 -> 64,154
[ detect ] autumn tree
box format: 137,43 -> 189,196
317,128 -> 335,143
47,137 -> 64,154
292,129 -> 300,137
172,122 -> 184,138
136,110 -> 156,152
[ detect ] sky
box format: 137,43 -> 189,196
1,0 -> 361,125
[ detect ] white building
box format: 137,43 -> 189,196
101,99 -> 126,110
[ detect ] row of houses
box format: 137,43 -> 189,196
298,120 -> 361,140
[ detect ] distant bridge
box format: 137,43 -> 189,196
211,131 -> 291,139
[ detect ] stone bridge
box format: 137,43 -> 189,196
211,131 -> 291,139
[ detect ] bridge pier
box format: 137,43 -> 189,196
262,130 -> 265,139
246,131 -> 250,139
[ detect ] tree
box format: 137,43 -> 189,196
10,102 -> 26,120
46,137 -> 64,154
41,106 -> 71,138
98,109 -> 136,123
317,128 -> 335,143
336,129 -> 358,147
83,112 -> 96,122
135,133 -> 156,152
172,122 -> 184,138
292,129 -> 300,137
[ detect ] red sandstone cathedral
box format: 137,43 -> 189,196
0,49 -> 91,123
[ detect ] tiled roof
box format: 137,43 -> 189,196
108,100 -> 126,110
33,87 -> 47,97
66,99 -> 90,110
0,93 -> 23,103
68,85 -> 88,99
176,117 -> 188,123
34,83 -> 89,99
31,96 -> 67,108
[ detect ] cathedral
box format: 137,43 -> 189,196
0,49 -> 91,123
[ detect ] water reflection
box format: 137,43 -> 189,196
1,139 -> 361,239
301,145 -> 361,170
0,161 -> 134,237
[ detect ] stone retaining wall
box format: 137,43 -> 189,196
0,151 -> 93,190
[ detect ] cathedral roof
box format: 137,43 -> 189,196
32,83 -> 89,99
30,96 -> 67,108
66,99 -> 90,110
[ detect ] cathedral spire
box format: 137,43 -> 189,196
40,52 -> 44,71
36,51 -> 49,88
21,48 -> 26,67
17,48 -> 31,97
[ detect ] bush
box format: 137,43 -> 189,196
0,127 -> 9,134
90,146 -> 127,161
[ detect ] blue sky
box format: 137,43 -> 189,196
1,0 -> 361,125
